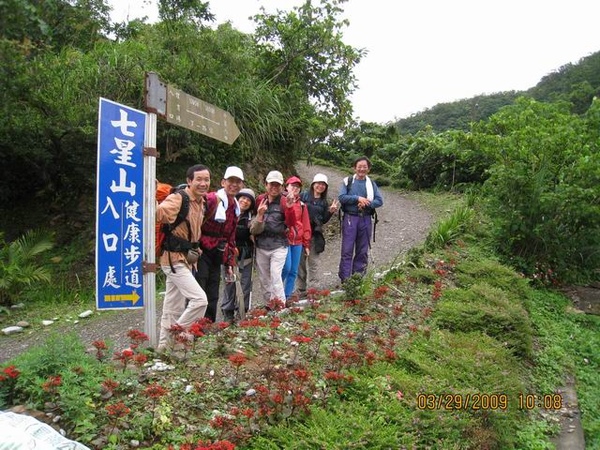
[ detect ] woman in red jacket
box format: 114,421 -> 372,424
281,176 -> 311,301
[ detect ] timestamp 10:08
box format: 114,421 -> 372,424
415,393 -> 563,411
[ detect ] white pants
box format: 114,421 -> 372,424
159,263 -> 208,349
255,246 -> 288,302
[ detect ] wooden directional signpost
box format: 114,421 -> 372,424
139,72 -> 240,346
145,72 -> 240,144
166,85 -> 240,144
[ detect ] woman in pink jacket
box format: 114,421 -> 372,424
281,176 -> 312,301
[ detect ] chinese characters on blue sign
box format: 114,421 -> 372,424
96,98 -> 146,310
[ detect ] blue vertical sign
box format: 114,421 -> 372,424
96,98 -> 146,310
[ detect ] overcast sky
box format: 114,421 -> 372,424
109,0 -> 600,123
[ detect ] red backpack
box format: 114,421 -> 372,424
155,182 -> 190,258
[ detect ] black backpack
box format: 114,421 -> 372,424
156,184 -> 193,271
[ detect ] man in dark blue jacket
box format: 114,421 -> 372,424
338,156 -> 384,282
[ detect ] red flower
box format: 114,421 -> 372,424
133,353 -> 148,366
121,348 -> 134,357
228,353 -> 248,367
101,378 -> 119,392
292,335 -> 312,344
42,375 -> 62,392
373,285 -> 389,299
193,441 -> 236,450
209,414 -> 235,429
144,383 -> 168,399
105,401 -> 130,417
293,369 -> 310,381
3,365 -> 20,379
324,371 -> 344,381
92,340 -> 107,350
383,348 -> 397,362
271,392 -> 284,404
127,329 -> 149,343
189,322 -> 206,338
241,408 -> 254,419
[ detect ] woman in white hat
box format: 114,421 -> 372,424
222,188 -> 256,323
296,173 -> 339,297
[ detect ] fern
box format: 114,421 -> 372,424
0,230 -> 54,306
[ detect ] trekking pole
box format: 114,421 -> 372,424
248,247 -> 256,311
235,247 -> 246,321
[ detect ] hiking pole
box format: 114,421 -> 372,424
234,262 -> 245,321
235,247 -> 246,321
248,248 -> 256,311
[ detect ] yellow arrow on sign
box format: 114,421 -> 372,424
104,291 -> 141,307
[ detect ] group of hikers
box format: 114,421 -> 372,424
155,156 -> 384,352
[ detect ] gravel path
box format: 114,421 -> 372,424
0,163 -> 434,363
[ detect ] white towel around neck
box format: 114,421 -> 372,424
215,188 -> 241,223
346,175 -> 374,201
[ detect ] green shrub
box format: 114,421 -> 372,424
454,257 -> 531,299
480,98 -> 600,283
434,283 -> 533,358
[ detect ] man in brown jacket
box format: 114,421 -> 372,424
155,164 -> 210,352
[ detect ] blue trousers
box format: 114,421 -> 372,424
338,214 -> 372,282
282,244 -> 303,299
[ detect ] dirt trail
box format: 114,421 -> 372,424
291,163 -> 433,290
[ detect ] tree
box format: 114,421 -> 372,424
0,0 -> 111,51
479,98 -> 600,282
252,0 -> 364,158
158,0 -> 214,28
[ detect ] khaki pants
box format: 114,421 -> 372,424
255,246 -> 288,302
159,263 -> 208,350
297,240 -> 321,293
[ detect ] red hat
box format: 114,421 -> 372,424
286,176 -> 302,186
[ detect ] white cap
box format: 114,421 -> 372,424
311,173 -> 328,186
265,170 -> 284,184
223,166 -> 244,181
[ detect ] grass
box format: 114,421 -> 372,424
1,210 -> 598,449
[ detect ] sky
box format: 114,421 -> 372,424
109,0 -> 600,123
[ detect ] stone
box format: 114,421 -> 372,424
42,320 -> 54,326
2,326 -> 24,335
16,321 -> 30,328
78,310 -> 93,318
